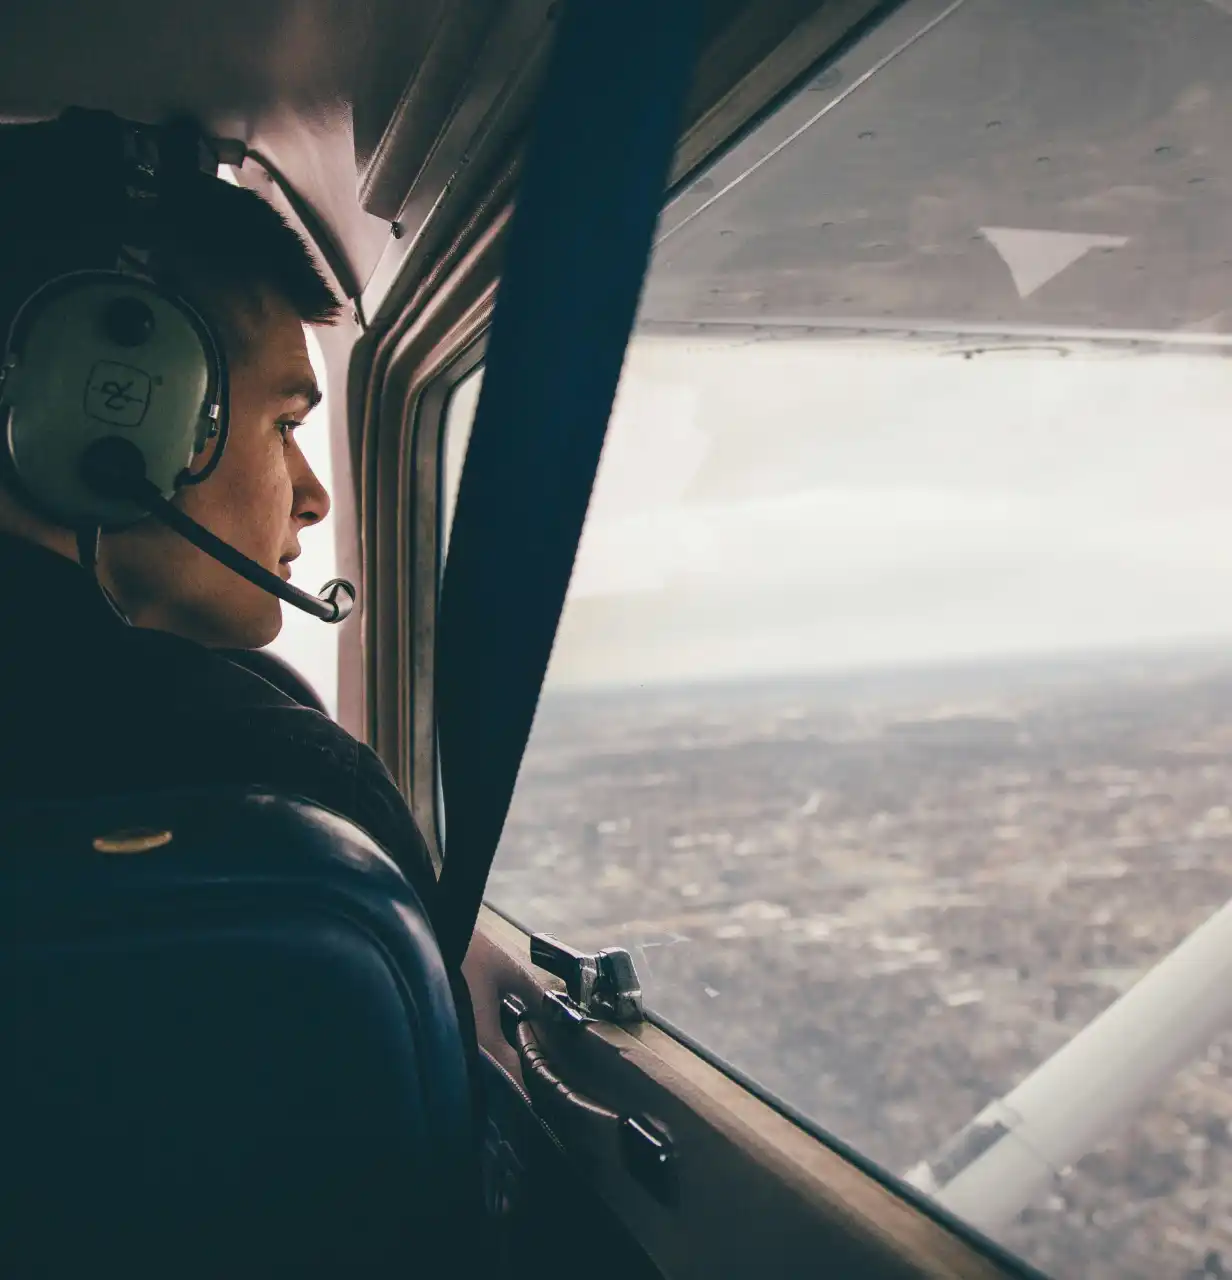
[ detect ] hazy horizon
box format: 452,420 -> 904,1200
533,629 -> 1232,701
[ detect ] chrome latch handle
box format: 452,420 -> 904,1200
593,947 -> 643,1022
530,934 -> 600,1008
529,933 -> 644,1024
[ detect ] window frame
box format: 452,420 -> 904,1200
359,201 -> 509,867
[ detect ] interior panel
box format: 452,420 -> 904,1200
465,907 -> 1029,1280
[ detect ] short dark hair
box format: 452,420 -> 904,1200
152,176 -> 344,358
0,114 -> 341,358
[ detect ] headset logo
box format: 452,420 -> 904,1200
84,360 -> 152,428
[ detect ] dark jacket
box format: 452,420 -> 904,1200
0,533 -> 439,916
0,532 -> 491,1239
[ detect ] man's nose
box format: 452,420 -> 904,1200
293,451 -> 331,526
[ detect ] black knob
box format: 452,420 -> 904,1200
102,296 -> 155,347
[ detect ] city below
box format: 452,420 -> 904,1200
492,644 -> 1232,1280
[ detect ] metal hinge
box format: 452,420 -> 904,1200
529,933 -> 644,1026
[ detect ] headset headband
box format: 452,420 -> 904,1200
59,109 -> 222,272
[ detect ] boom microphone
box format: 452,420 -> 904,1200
82,437 -> 355,624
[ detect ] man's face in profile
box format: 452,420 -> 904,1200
100,288 -> 331,648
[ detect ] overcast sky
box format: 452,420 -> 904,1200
505,333 -> 1232,690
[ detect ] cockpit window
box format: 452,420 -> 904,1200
443,3 -> 1232,1275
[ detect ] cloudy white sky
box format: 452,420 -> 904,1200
447,334 -> 1232,691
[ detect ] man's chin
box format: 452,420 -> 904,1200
239,601 -> 284,650
197,592 -> 283,651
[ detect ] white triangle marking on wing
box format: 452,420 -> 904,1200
980,227 -> 1129,298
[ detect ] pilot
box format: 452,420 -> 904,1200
0,112 -> 441,919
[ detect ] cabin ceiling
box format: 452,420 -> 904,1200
1,0 -> 452,298
0,0 -> 440,156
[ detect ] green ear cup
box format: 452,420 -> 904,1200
2,272 -> 219,529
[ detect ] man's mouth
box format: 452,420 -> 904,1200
278,553 -> 298,581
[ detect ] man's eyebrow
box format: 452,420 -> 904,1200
278,376 -> 323,412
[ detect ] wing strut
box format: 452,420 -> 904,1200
906,892 -> 1232,1232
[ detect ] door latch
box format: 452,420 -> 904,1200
500,992 -> 678,1206
529,933 -> 644,1025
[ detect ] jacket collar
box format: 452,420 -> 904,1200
0,532 -> 129,635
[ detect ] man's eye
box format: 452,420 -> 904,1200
277,420 -> 302,442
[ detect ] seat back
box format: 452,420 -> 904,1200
0,788 -> 477,1278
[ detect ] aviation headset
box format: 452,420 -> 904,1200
0,108 -> 353,624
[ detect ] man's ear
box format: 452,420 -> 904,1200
192,427 -> 224,478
